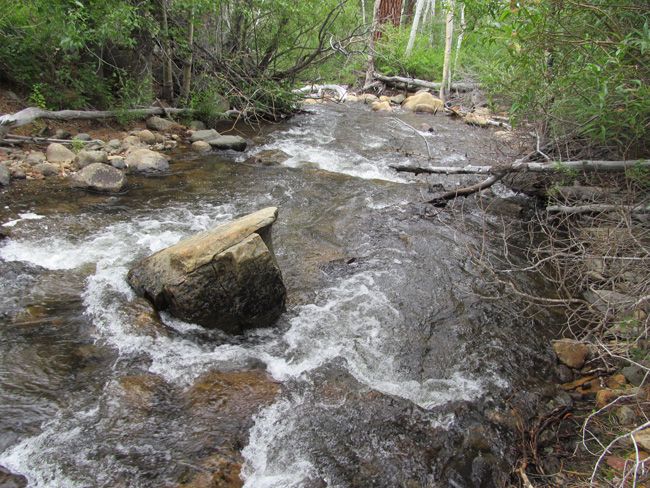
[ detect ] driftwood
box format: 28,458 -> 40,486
2,134 -> 104,145
392,160 -> 650,176
391,159 -> 650,206
373,72 -> 478,92
294,84 -> 348,101
547,204 -> 650,215
0,106 -> 193,141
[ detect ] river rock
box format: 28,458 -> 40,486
358,93 -> 378,103
191,141 -> 212,153
122,135 -> 145,150
73,133 -> 92,141
189,120 -> 206,130
465,113 -> 490,127
126,207 -> 286,333
0,164 -> 9,186
108,156 -> 126,169
25,151 -> 46,165
125,148 -> 169,173
207,135 -> 247,151
33,162 -> 59,177
146,116 -> 181,132
371,101 -> 392,112
190,129 -> 220,143
136,129 -> 156,144
73,163 -> 126,192
244,149 -> 289,166
402,92 -> 444,113
345,95 -> 359,102
106,139 -> 122,152
390,94 -> 406,104
551,339 -> 589,369
75,150 -> 108,169
46,143 -> 75,163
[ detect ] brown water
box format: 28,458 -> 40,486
0,104 -> 557,487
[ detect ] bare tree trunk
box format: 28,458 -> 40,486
401,0 -> 416,26
428,0 -> 437,46
180,7 -> 195,102
361,0 -> 367,24
372,72 -> 477,91
364,0 -> 383,89
405,0 -> 427,56
161,0 -> 174,102
453,2 -> 466,74
439,0 -> 455,102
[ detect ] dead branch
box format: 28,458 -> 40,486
372,72 -> 478,92
428,174 -> 505,206
391,160 -> 650,176
546,204 -> 650,215
0,106 -> 194,141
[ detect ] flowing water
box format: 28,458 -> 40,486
0,104 -> 558,487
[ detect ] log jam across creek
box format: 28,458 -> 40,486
0,103 -> 564,487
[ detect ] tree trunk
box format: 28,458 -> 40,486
378,0 -> 403,27
439,0 -> 455,102
405,0 -> 427,56
364,0 -> 384,89
361,0 -> 367,24
452,2 -> 465,73
428,0 -> 437,46
180,8 -> 195,103
401,0 -> 416,26
161,0 -> 174,102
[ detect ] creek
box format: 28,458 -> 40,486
0,104 -> 559,487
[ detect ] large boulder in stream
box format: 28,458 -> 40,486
127,207 -> 286,333
125,148 -> 169,173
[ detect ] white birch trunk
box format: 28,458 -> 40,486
452,3 -> 466,74
428,0 -> 437,46
405,0 -> 426,56
439,0 -> 455,102
361,0 -> 367,25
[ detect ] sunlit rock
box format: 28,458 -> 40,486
127,207 -> 286,333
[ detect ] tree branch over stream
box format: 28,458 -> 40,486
390,160 -> 650,206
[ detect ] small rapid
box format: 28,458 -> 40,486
0,103 -> 555,487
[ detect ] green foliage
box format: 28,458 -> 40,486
27,83 -> 48,110
625,162 -> 650,190
462,1 -> 650,158
189,77 -> 231,128
375,24 -> 446,80
71,139 -> 85,154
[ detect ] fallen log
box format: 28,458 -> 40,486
294,84 -> 348,101
391,160 -> 650,176
373,72 -> 478,92
546,204 -> 650,215
394,159 -> 650,206
0,106 -> 193,141
3,134 -> 104,145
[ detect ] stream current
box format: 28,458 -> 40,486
0,104 -> 557,487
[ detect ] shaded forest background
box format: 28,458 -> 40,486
0,0 -> 648,156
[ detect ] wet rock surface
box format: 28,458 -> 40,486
72,163 -> 126,193
127,207 -> 286,333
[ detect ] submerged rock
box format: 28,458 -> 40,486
127,207 -> 286,333
0,465 -> 27,488
72,163 -> 126,193
371,101 -> 392,112
125,148 -> 169,173
244,149 -> 290,166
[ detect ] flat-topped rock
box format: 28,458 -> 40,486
72,163 -> 126,193
127,207 -> 286,333
402,92 -> 444,113
190,129 -> 220,143
207,135 -> 247,151
125,148 -> 169,173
